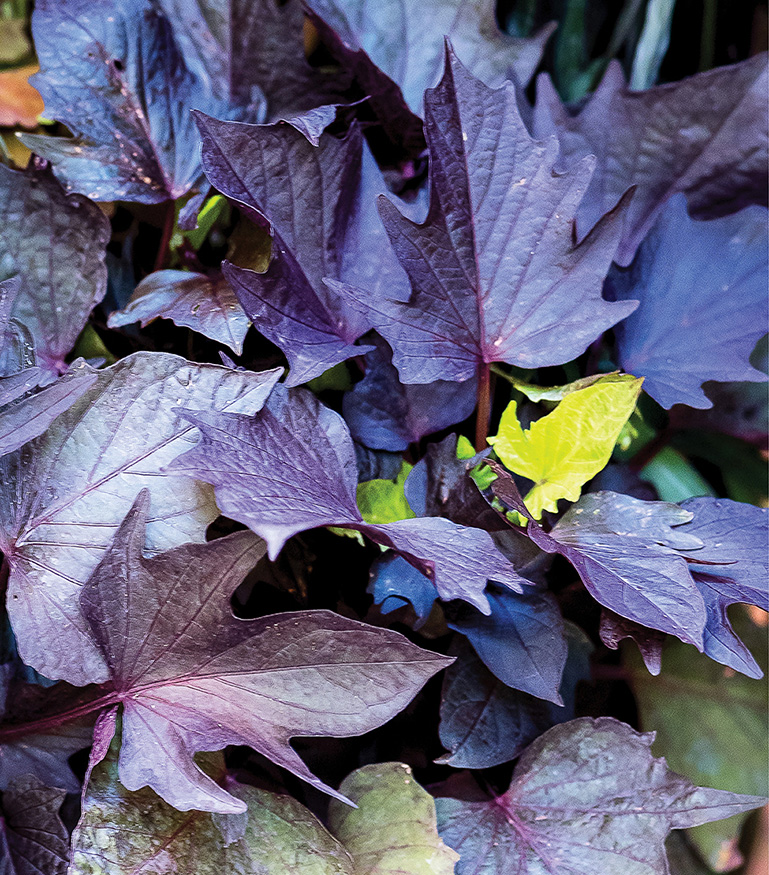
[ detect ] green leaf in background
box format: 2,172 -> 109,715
72,322 -> 117,366
357,462 -> 415,524
630,0 -> 676,89
629,610 -> 769,871
71,734 -> 355,875
640,446 -> 716,503
306,360 -> 354,393
170,193 -> 229,255
328,762 -> 459,875
509,370 -> 619,403
488,373 -> 642,518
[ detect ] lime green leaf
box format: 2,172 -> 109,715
170,194 -> 229,254
357,462 -> 415,524
71,323 -> 117,366
629,610 -> 768,871
511,371 -> 620,403
640,446 -> 716,503
488,373 -> 643,518
71,733 -> 355,874
328,762 -> 459,875
306,361 -> 354,393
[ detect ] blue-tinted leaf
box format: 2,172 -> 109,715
436,717 -> 766,875
22,0 -> 237,203
332,47 -> 636,384
437,625 -> 591,769
676,497 -> 768,678
171,385 -> 525,613
448,584 -> 567,703
0,161 -> 110,373
0,352 -> 282,685
533,55 -> 769,265
78,493 -> 451,812
108,270 -> 251,355
344,335 -> 477,451
609,195 -> 768,409
369,553 -> 439,627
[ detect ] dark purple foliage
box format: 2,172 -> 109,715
171,385 -> 526,612
79,491 -> 451,811
608,195 -> 768,408
332,47 -> 637,384
0,775 -> 69,875
533,55 -> 769,265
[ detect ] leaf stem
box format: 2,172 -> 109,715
0,690 -> 118,743
475,361 -> 491,452
153,200 -> 175,273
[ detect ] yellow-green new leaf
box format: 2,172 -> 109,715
329,763 -> 459,875
488,373 -> 643,518
357,462 -> 416,524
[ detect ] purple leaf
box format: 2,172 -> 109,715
447,584 -> 567,703
108,270 -> 251,355
344,335 -> 477,451
171,385 -> 525,613
159,0 -> 351,118
533,56 -> 769,266
80,492 -> 451,812
437,626 -> 591,769
22,0 -> 238,203
197,112 -> 415,385
332,47 -> 636,384
488,468 -> 708,648
608,195 -> 768,409
598,610 -> 665,675
0,352 -> 282,685
435,717 -> 766,874
0,361 -> 98,458
0,775 -> 68,875
0,161 -> 110,374
676,497 -> 768,679
305,0 -> 554,153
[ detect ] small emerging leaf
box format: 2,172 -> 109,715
489,373 -> 643,517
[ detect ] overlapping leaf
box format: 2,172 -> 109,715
171,384 -> 525,613
108,270 -> 251,355
328,763 -> 459,874
79,493 -> 451,812
488,373 -> 643,517
22,0 -> 238,202
0,352 -> 282,685
489,470 -> 708,648
0,775 -> 68,875
0,160 -> 110,373
344,334 -> 477,451
533,55 -> 769,265
197,114 -> 419,384
332,48 -> 637,384
608,196 -> 768,409
435,717 -> 765,875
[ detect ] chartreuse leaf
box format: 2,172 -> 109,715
328,763 -> 459,875
436,717 -> 765,875
629,611 -> 769,871
357,462 -> 415,525
488,373 -> 642,518
71,733 -> 355,875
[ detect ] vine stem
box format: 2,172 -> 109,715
153,200 -> 175,273
475,361 -> 491,452
0,690 -> 119,744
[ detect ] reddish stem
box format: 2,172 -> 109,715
475,361 -> 491,452
0,690 -> 119,744
153,200 -> 175,273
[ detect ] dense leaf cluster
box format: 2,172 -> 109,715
0,0 -> 766,872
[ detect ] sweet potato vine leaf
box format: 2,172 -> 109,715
108,270 -> 251,356
533,55 -> 769,266
488,471 -> 708,648
305,0 -> 554,152
332,47 -> 637,384
0,352 -> 282,686
197,113 -> 416,385
21,0 -> 237,203
435,717 -> 766,875
0,160 -> 110,373
72,734 -> 357,874
80,492 -> 451,813
328,763 -> 459,875
0,775 -> 68,875
608,195 -> 769,409
488,373 -> 643,517
171,384 -> 526,613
